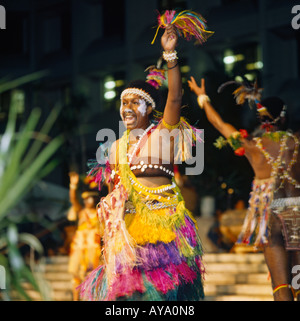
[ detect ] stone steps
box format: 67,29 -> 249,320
204,295 -> 273,301
205,272 -> 270,285
12,252 -> 275,301
205,283 -> 272,296
203,253 -> 273,301
204,253 -> 266,263
15,256 -> 74,301
43,256 -> 73,301
44,272 -> 72,282
206,262 -> 268,273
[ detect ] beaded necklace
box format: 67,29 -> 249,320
127,123 -> 155,165
126,122 -> 175,177
254,132 -> 300,191
127,123 -> 177,197
116,129 -> 180,217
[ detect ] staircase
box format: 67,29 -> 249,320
13,252 -> 274,301
204,252 -> 273,301
43,256 -> 73,301
8,256 -> 73,301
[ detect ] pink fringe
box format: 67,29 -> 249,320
145,268 -> 175,294
147,80 -> 160,89
178,216 -> 198,247
145,262 -> 198,294
104,160 -> 112,183
173,261 -> 197,283
195,256 -> 206,280
107,268 -> 145,300
78,265 -> 104,301
79,260 -> 202,300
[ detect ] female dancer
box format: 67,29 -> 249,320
188,76 -> 300,301
79,25 -> 205,301
68,172 -> 102,300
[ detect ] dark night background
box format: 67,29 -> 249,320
0,0 -> 299,252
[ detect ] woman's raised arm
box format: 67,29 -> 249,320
161,25 -> 182,127
188,76 -> 236,138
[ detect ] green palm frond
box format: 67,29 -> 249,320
0,72 -> 64,300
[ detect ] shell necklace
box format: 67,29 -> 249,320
127,123 -> 154,165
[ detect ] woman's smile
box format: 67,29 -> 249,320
120,94 -> 151,129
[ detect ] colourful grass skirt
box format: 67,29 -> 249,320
237,177 -> 275,248
68,227 -> 101,281
79,186 -> 205,301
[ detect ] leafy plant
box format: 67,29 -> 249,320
0,75 -> 64,300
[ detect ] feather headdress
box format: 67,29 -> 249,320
145,57 -> 166,89
217,77 -> 273,119
151,10 -> 214,45
218,77 -> 262,107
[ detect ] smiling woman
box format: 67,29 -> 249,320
120,95 -> 152,130
79,23 -> 205,302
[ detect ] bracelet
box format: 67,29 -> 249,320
197,94 -> 211,109
162,118 -> 181,130
167,61 -> 179,70
163,50 -> 178,62
69,183 -> 78,190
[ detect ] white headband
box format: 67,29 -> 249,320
120,88 -> 156,109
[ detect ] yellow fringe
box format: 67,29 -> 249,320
162,118 -> 181,130
117,128 -> 198,243
125,211 -> 176,245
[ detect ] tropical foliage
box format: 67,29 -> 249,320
0,72 -> 63,300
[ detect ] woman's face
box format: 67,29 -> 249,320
120,94 -> 152,130
84,196 -> 95,209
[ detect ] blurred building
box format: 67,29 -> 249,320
0,0 -> 299,186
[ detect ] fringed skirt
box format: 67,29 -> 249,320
68,227 -> 102,281
237,177 -> 275,248
79,188 -> 205,301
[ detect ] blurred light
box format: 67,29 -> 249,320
180,65 -> 190,73
104,90 -> 116,100
235,76 -> 243,82
104,80 -> 116,89
228,188 -> 234,195
246,61 -> 263,70
256,61 -> 263,69
115,80 -> 125,87
223,56 -> 235,64
221,182 -> 227,189
223,54 -> 245,65
244,73 -> 255,81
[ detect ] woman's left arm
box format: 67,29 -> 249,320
161,25 -> 182,128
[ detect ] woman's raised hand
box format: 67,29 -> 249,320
69,171 -> 79,186
188,76 -> 206,96
161,24 -> 178,52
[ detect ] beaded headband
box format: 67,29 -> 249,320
120,88 -> 156,109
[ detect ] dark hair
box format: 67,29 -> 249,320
260,96 -> 288,130
125,80 -> 163,110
